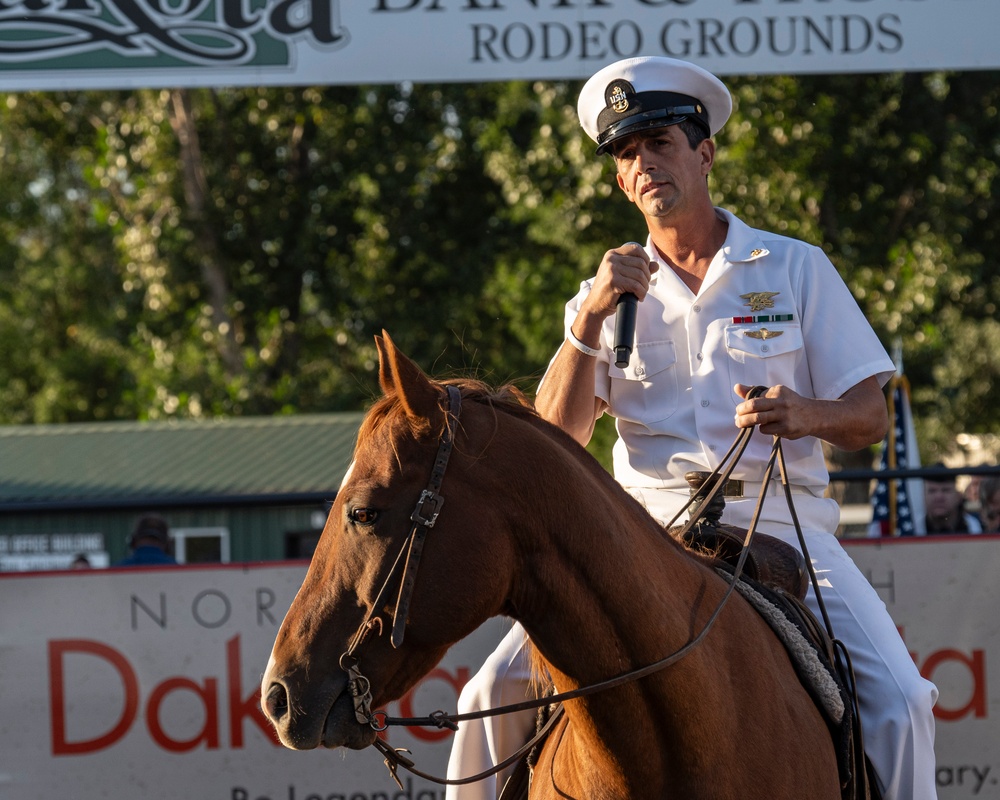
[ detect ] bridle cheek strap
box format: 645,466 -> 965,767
390,384 -> 461,647
340,385 -> 463,727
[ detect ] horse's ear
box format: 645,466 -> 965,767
375,331 -> 444,425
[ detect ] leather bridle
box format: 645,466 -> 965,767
338,384 -> 462,728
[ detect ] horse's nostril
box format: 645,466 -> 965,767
264,683 -> 289,721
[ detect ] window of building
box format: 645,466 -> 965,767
171,527 -> 230,564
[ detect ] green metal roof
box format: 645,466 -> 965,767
0,413 -> 364,507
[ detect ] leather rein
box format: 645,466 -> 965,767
335,384 -> 839,789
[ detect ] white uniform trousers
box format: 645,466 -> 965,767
445,490 -> 939,800
446,624 -> 536,800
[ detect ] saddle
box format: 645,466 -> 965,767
667,471 -> 809,600
671,473 -> 879,800
670,473 -> 840,735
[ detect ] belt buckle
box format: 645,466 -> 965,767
723,479 -> 744,498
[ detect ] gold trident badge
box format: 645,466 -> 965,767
740,291 -> 780,311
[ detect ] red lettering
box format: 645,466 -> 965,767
49,639 -> 139,755
901,628 -> 988,722
227,635 -> 280,746
49,640 -> 481,755
398,667 -> 470,743
920,648 -> 987,721
48,636 -> 277,755
147,677 -> 220,751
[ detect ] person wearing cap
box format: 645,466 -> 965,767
115,513 -> 178,566
446,57 -> 937,800
924,465 -> 983,534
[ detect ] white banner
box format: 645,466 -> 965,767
0,0 -> 997,92
0,563 -> 509,800
0,538 -> 997,798
843,536 -> 1000,798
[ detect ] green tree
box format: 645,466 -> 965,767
0,93 -> 136,423
715,72 -> 1000,459
0,72 -> 996,465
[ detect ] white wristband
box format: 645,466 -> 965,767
567,330 -> 601,357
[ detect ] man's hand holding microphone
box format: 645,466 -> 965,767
570,242 -> 657,367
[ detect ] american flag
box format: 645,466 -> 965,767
869,369 -> 926,537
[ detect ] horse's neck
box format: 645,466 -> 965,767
511,475 -> 722,793
511,463 -> 714,685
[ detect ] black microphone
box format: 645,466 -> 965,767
613,293 -> 637,368
613,242 -> 644,368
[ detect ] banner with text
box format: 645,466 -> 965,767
0,537 -> 997,799
0,0 -> 997,92
0,563 -> 509,800
844,536 -> 999,798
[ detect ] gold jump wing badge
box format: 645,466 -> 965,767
740,291 -> 780,311
745,328 -> 784,340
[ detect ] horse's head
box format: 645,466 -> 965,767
261,333 -> 527,751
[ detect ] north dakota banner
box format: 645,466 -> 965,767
0,540 -> 998,798
0,0 -> 997,91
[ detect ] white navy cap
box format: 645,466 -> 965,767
578,56 -> 733,155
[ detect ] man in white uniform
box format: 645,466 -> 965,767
446,57 -> 938,800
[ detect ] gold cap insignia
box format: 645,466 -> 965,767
745,328 -> 784,340
609,85 -> 629,113
740,291 -> 780,311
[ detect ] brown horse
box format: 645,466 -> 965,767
261,333 -> 841,799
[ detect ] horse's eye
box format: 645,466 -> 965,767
349,507 -> 379,525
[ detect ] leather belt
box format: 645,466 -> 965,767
720,480 -> 820,499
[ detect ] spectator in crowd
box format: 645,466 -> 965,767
925,466 -> 983,534
70,553 -> 93,569
963,473 -> 984,517
115,514 -> 178,566
979,476 -> 1000,534
959,473 -> 985,529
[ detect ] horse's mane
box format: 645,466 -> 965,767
358,373 -> 640,539
358,376 -> 539,446
360,375 -> 700,557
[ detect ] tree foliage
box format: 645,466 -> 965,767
717,72 -> 1000,457
0,72 -> 997,461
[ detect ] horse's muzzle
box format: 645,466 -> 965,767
261,664 -> 377,751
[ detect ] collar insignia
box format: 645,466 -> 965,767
750,248 -> 766,258
740,291 -> 780,312
745,328 -> 783,340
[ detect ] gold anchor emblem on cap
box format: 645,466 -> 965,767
745,328 -> 784,340
610,84 -> 629,113
740,291 -> 780,311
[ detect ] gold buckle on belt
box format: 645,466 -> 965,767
722,479 -> 745,497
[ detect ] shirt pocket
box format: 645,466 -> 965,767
724,323 -> 804,392
607,340 -> 679,424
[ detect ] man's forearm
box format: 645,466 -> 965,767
535,342 -> 605,447
811,376 -> 889,451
